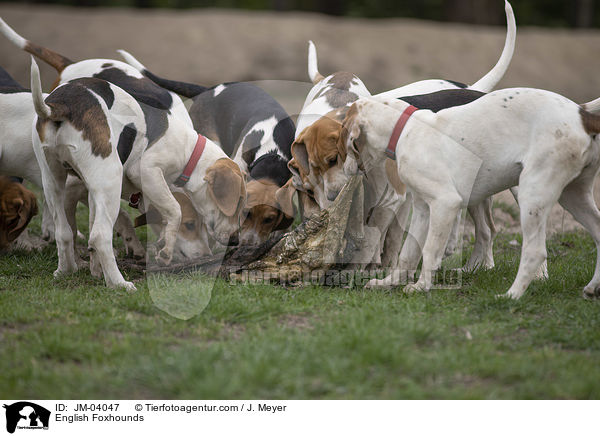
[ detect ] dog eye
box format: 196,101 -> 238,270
184,221 -> 195,231
263,217 -> 274,224
328,156 -> 337,167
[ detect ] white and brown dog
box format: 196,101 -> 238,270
342,88 -> 600,299
30,57 -> 245,290
0,65 -> 144,255
291,0 -> 515,269
0,17 -> 234,260
117,50 -> 297,246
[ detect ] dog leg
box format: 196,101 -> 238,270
406,194 -> 462,293
381,199 -> 410,269
40,200 -> 55,242
444,210 -> 461,257
366,194 -> 426,289
86,183 -> 135,291
140,166 -> 181,265
558,171 -> 600,298
37,154 -> 78,276
114,210 -> 145,260
502,167 -> 569,299
464,199 -> 495,272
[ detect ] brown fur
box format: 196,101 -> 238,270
25,41 -> 73,73
0,177 -> 38,248
204,158 -> 246,217
580,107 -> 600,135
45,82 -> 112,158
241,179 -> 293,241
292,108 -> 348,177
35,118 -> 46,143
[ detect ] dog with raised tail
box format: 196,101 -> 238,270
342,87 -> 600,300
118,49 -> 297,246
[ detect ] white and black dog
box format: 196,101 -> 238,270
0,65 -> 144,255
119,50 -> 297,245
0,16 -> 244,260
30,57 -> 246,290
342,87 -> 600,299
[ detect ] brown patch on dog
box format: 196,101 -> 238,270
135,193 -> 205,241
339,103 -> 364,158
204,158 -> 246,217
25,41 -> 73,73
580,107 -> 600,135
0,177 -> 38,248
45,81 -> 112,158
292,109 -> 348,178
240,179 -> 294,243
173,191 -> 206,242
384,159 -> 406,195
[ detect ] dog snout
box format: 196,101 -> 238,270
227,232 -> 240,246
327,190 -> 340,202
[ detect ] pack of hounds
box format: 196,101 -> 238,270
1,0 -> 600,300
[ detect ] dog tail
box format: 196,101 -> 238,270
30,58 -> 51,119
308,40 -> 324,84
583,97 -> 600,114
469,1 -> 516,92
0,17 -> 72,73
117,49 -> 208,98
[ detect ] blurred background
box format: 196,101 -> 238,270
8,0 -> 600,27
0,0 -> 599,112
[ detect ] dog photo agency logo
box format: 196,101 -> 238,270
3,402 -> 50,433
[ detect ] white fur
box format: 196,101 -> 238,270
347,89 -> 600,299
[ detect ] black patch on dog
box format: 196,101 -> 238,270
93,67 -> 172,110
93,67 -> 171,146
272,117 -> 294,160
69,77 -> 114,109
0,66 -> 28,93
445,79 -> 468,89
101,62 -> 113,68
399,89 -> 485,113
188,82 -> 294,185
117,123 -> 137,164
143,68 -> 208,99
241,130 -> 264,165
248,151 -> 290,187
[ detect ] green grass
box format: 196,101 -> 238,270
1,205 -> 600,398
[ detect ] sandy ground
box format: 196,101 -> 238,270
1,4 -> 600,235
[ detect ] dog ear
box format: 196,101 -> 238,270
134,205 -> 162,227
274,178 -> 296,228
291,135 -> 310,174
7,195 -> 37,242
205,158 -> 245,217
384,159 -> 406,196
339,103 -> 362,158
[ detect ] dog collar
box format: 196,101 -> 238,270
174,134 -> 207,187
385,105 -> 418,160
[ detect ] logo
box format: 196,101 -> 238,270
3,402 -> 50,434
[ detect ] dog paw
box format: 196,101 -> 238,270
496,289 -> 522,300
583,284 -> 600,299
403,283 -> 426,294
156,248 -> 173,266
120,281 -> 137,292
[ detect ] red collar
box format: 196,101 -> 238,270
174,134 -> 207,187
385,105 -> 418,160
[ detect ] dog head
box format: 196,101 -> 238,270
291,108 -> 350,208
200,158 -> 246,246
135,192 -> 212,259
0,178 -> 38,249
239,178 -> 295,245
